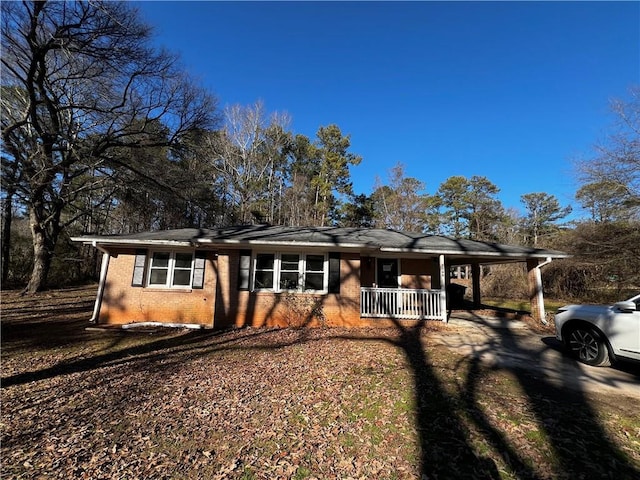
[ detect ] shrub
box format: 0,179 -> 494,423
481,264 -> 529,299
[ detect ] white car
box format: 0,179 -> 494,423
554,294 -> 640,366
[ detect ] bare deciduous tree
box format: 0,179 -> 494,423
560,86 -> 640,296
205,101 -> 291,225
1,0 -> 217,293
577,86 -> 640,219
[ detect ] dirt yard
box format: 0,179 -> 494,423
1,286 -> 639,479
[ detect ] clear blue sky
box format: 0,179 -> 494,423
135,1 -> 639,218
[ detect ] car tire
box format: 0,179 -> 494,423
566,326 -> 611,367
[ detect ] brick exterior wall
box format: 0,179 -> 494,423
213,250 -> 362,328
400,258 -> 435,289
92,243 -> 551,328
99,248 -> 363,329
97,248 -> 446,329
99,248 -> 217,326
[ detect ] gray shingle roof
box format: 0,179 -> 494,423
73,225 -> 569,263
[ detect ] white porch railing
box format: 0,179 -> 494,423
360,287 -> 444,321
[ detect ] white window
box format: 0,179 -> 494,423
279,253 -> 301,290
252,252 -> 327,293
147,251 -> 194,288
254,253 -> 275,289
304,254 -> 325,291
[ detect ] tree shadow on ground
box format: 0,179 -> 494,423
391,323 -> 501,478
3,323 -> 502,478
1,287 -> 97,351
2,291 -> 639,479
456,308 -> 639,479
541,336 -> 640,379
1,326 -> 269,388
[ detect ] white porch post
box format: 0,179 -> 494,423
534,265 -> 546,323
535,257 -> 553,324
527,257 -> 553,325
439,254 -> 447,322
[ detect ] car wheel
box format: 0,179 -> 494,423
567,326 -> 611,367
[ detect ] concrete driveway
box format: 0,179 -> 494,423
431,313 -> 640,399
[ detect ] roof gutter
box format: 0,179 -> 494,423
380,247 -> 567,259
71,237 -> 194,248
91,240 -> 109,255
195,238 -> 371,250
71,237 -> 569,260
72,236 -> 379,252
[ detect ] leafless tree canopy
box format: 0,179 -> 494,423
1,0 -> 217,293
577,86 -> 640,219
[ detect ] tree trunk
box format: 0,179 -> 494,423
23,205 -> 60,294
1,192 -> 14,284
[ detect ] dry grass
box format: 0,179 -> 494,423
2,286 -> 639,479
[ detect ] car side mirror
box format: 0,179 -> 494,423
614,301 -> 637,313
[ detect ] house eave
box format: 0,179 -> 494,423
71,236 -> 375,251
71,237 -> 195,249
379,247 -> 570,262
194,238 -> 371,250
71,234 -> 570,262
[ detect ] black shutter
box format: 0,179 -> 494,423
192,251 -> 207,289
131,249 -> 147,287
238,250 -> 252,291
328,252 -> 341,294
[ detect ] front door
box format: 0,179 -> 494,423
377,258 -> 399,288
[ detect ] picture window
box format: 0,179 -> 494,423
148,251 -> 194,288
251,252 -> 328,293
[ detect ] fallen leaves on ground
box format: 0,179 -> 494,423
1,287 -> 639,479
2,324 -> 422,479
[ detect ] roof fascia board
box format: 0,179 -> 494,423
71,236 -> 380,252
194,238 -> 370,250
71,237 -> 194,248
72,236 -> 569,260
379,247 -> 568,259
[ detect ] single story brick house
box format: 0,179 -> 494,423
72,225 -> 568,329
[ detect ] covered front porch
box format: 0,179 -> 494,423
360,286 -> 445,321
357,253 -> 556,323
